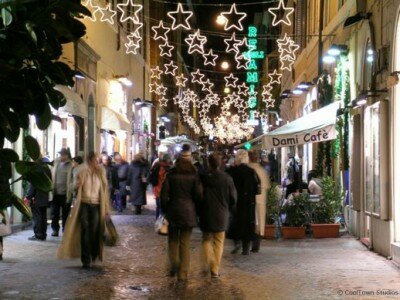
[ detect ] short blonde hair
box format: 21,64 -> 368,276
235,149 -> 249,165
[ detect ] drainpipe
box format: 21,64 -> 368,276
318,0 -> 324,76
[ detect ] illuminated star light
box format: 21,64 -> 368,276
262,84 -> 273,98
164,61 -> 178,76
167,3 -> 193,31
191,69 -> 205,84
237,82 -> 249,96
235,53 -> 250,70
202,49 -> 218,66
268,0 -> 295,27
159,97 -> 169,107
268,70 -> 282,85
220,3 -> 247,31
84,0 -> 104,22
224,32 -> 241,54
277,33 -> 299,61
184,30 -> 207,55
125,31 -> 142,55
175,74 -> 188,88
224,73 -> 239,88
117,0 -> 143,24
149,82 -> 160,93
151,20 -> 170,41
150,66 -> 163,80
156,84 -> 167,96
280,56 -> 295,71
100,4 -> 117,24
201,79 -> 214,93
159,40 -> 174,57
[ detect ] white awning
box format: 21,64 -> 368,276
262,102 -> 340,148
101,106 -> 130,132
54,85 -> 88,118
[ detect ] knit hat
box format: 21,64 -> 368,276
179,150 -> 192,161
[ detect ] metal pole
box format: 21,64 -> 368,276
318,0 -> 325,76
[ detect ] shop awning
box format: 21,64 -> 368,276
101,106 -> 130,132
54,85 -> 88,118
261,102 -> 340,149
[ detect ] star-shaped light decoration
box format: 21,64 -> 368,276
220,3 -> 247,31
151,20 -> 170,41
205,93 -> 220,106
277,33 -> 299,61
201,79 -> 214,93
191,69 -> 205,84
262,83 -> 273,97
125,31 -> 142,55
159,40 -> 174,57
268,0 -> 294,27
224,73 -> 239,88
84,0 -> 103,22
235,53 -> 250,70
280,56 -> 295,71
155,84 -> 167,96
150,66 -> 163,80
173,94 -> 182,105
224,32 -> 241,54
100,4 -> 117,24
175,74 -> 188,88
202,49 -> 218,66
167,3 -> 193,31
237,82 -> 249,96
159,97 -> 169,107
268,70 -> 282,85
116,0 -> 143,24
149,82 -> 160,93
164,61 -> 178,76
184,30 -> 207,55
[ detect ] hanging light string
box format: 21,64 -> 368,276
150,0 -> 279,7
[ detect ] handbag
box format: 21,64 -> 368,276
154,215 -> 168,236
104,218 -> 119,246
0,210 -> 11,236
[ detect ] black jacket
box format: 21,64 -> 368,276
26,165 -> 51,207
115,161 -> 129,193
199,170 -> 237,233
160,166 -> 203,228
227,164 -> 259,240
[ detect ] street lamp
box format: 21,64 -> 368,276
224,87 -> 231,94
221,61 -> 230,70
216,15 -> 227,25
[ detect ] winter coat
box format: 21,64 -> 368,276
127,160 -> 149,206
66,164 -> 84,204
199,170 -> 237,233
26,165 -> 52,207
153,162 -> 171,198
160,166 -> 203,228
51,159 -> 73,198
227,164 -> 259,241
248,162 -> 271,236
57,165 -> 110,261
115,161 -> 129,195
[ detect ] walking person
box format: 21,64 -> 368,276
127,153 -> 149,215
199,153 -> 237,278
160,150 -> 203,282
26,158 -> 52,241
100,154 -> 119,209
67,156 -> 84,205
248,151 -> 270,252
152,153 -> 172,219
227,149 -> 260,255
58,152 -> 110,269
51,148 -> 73,237
113,153 -> 130,213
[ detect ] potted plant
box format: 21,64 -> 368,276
311,176 -> 342,238
281,192 -> 310,239
264,183 -> 280,239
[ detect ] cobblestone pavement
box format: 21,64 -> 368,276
1,199 -> 400,300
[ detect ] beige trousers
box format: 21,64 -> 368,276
202,232 -> 225,275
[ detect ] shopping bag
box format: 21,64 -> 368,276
154,215 -> 168,236
104,218 -> 119,246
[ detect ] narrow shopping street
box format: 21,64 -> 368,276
1,200 -> 399,300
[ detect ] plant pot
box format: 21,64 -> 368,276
264,225 -> 276,239
311,224 -> 340,238
282,226 -> 306,239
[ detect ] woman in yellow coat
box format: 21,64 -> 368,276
58,152 -> 110,268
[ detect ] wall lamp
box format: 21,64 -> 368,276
74,71 -> 85,79
351,89 -> 388,108
133,98 -> 154,107
280,89 -> 291,98
344,12 -> 372,28
323,44 -> 348,64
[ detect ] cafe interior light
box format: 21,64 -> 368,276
292,88 -> 304,95
322,54 -> 336,64
327,44 -> 348,56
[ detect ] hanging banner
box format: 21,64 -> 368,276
263,124 -> 337,148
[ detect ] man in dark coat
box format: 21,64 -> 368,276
199,153 -> 237,278
127,153 -> 149,215
26,158 -> 52,241
227,149 -> 259,255
160,150 -> 203,282
113,153 -> 129,212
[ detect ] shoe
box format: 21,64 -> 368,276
211,273 -> 220,279
51,231 -> 59,237
251,249 -> 259,253
28,236 -> 45,241
231,244 -> 240,254
0,254 -> 3,261
241,251 -> 250,255
82,264 -> 91,269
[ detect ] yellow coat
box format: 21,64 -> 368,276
57,165 -> 110,261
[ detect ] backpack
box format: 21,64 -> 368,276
148,164 -> 160,186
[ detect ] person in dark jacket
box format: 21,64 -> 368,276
227,149 -> 259,255
114,153 -> 129,212
160,150 -> 203,282
199,153 -> 237,278
127,153 -> 149,215
101,154 -> 119,208
26,158 -> 52,241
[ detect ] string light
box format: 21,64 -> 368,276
117,0 -> 143,24
125,31 -> 142,55
159,96 -> 169,107
224,32 -> 241,54
268,70 -> 282,85
84,0 -> 103,22
237,82 -> 249,96
268,0 -> 294,27
175,74 -> 188,87
151,20 -> 170,41
235,53 -> 250,70
100,4 -> 117,25
202,49 -> 218,66
220,3 -> 247,31
156,84 -> 167,96
191,69 -> 206,84
149,82 -> 160,93
159,39 -> 174,57
201,79 -> 214,93
164,61 -> 178,76
167,3 -> 194,31
184,29 -> 207,54
277,33 -> 299,71
224,73 -> 239,88
150,66 -> 163,80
